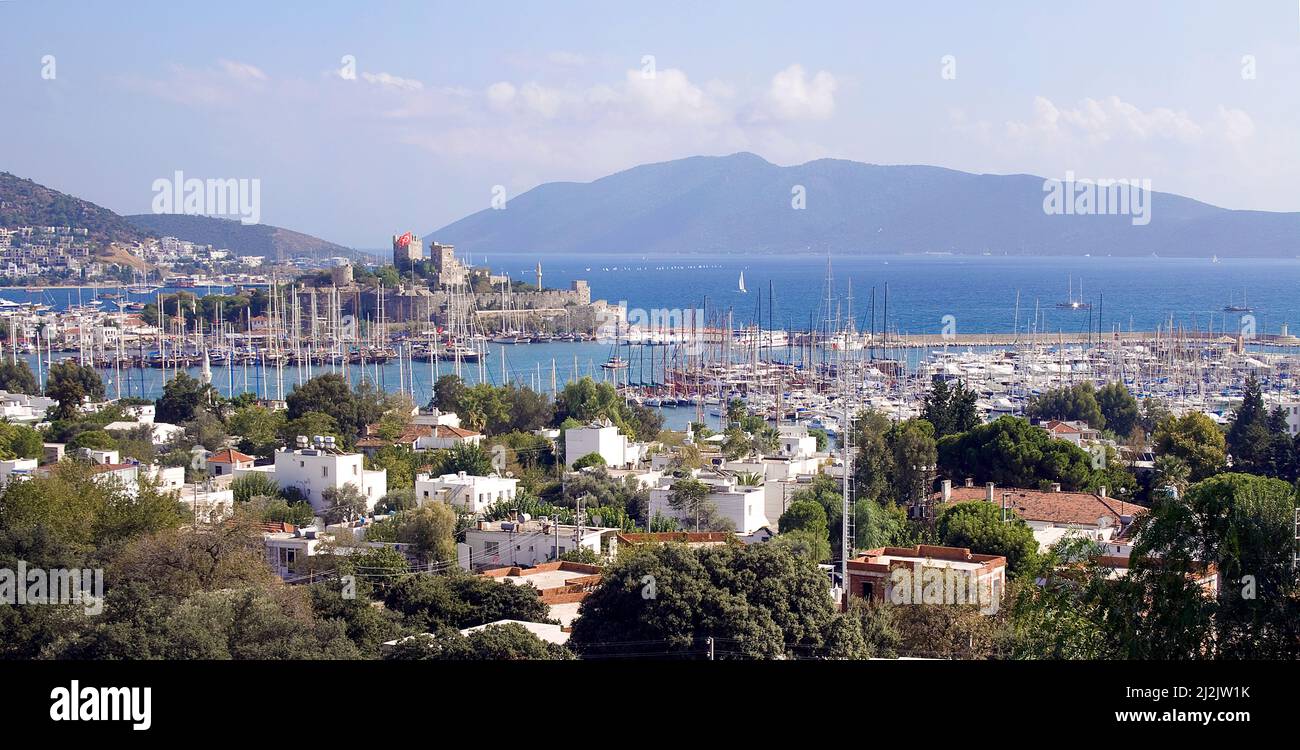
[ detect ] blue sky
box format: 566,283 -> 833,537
1,0 -> 1297,246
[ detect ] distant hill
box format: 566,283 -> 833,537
0,171 -> 150,245
427,152 -> 1300,258
125,214 -> 357,261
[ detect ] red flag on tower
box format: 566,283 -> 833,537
396,231 -> 412,248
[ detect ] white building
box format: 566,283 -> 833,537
648,471 -> 770,535
178,483 -> 235,521
415,425 -> 483,451
206,448 -> 255,477
411,408 -> 461,429
143,464 -> 185,492
415,471 -> 518,514
777,424 -> 819,458
564,418 -> 643,468
0,391 -> 55,423
240,436 -> 387,515
0,458 -> 37,487
460,519 -> 612,569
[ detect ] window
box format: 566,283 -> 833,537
353,465 -> 358,476
484,541 -> 500,556
322,466 -> 328,478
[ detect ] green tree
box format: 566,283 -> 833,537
47,360 -> 105,401
888,418 -> 937,507
279,411 -> 344,447
386,622 -> 573,661
1110,473 -> 1300,658
0,422 -> 44,459
922,379 -> 980,438
778,499 -> 828,536
320,482 -> 367,524
155,371 -> 217,424
384,571 -> 553,630
431,374 -> 467,413
1096,382 -> 1139,438
1152,454 -> 1191,497
773,528 -> 832,563
392,503 -> 458,563
935,500 -> 1039,573
68,429 -> 117,452
227,404 -> 285,457
0,359 -> 40,395
286,374 -> 386,444
571,452 -> 607,471
937,416 -> 1095,490
1026,382 -> 1105,429
668,478 -> 720,532
1153,411 -> 1226,481
1226,375 -> 1273,475
231,472 -> 282,503
1006,537 -> 1114,659
568,543 -> 867,659
434,442 -> 493,477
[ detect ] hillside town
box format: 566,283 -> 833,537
1,326 -> 1295,663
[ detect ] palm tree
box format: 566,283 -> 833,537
1153,454 -> 1191,498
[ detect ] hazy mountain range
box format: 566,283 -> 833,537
427,152 -> 1300,258
0,171 -> 355,261
124,214 -> 357,261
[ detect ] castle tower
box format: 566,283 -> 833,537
393,232 -> 420,271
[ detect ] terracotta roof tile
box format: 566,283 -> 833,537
935,486 -> 1146,526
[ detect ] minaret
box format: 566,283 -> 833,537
535,261 -> 542,291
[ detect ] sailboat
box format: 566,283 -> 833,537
126,269 -> 157,295
600,317 -> 629,372
1055,276 -> 1090,310
1223,290 -> 1251,313
738,271 -> 747,293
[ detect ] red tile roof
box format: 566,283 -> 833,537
208,448 -> 254,464
435,424 -> 480,439
935,486 -> 1146,526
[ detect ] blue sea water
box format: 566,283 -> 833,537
484,252 -> 1300,337
8,253 -> 1300,431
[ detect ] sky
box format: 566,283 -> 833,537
1,0 -> 1298,247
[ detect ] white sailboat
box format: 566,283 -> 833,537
738,271 -> 747,293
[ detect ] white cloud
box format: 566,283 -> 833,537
1217,106 -> 1255,143
1007,95 -> 1203,144
361,71 -> 424,91
761,64 -> 837,121
486,81 -> 516,110
546,51 -> 588,67
623,68 -> 727,124
217,59 -> 268,81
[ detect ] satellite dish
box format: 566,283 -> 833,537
1097,515 -> 1114,529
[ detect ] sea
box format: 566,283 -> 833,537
6,253 -> 1299,431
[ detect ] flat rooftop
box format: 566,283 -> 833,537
501,568 -> 591,590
